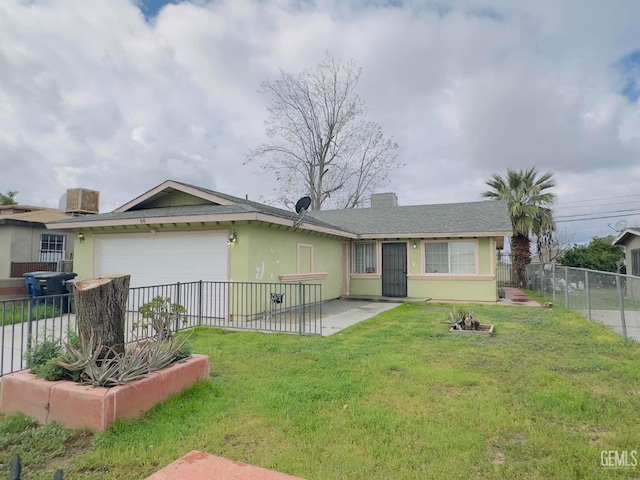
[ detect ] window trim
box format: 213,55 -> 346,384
297,243 -> 314,274
422,239 -> 479,276
40,233 -> 66,262
352,241 -> 378,275
631,249 -> 640,276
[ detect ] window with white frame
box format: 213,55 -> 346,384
40,234 -> 66,262
632,249 -> 640,276
425,241 -> 476,274
353,241 -> 377,273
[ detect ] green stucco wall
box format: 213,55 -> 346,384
72,232 -> 93,280
349,237 -> 498,302
229,224 -> 343,300
140,191 -> 210,208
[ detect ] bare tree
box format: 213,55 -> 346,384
535,226 -> 574,263
246,54 -> 400,210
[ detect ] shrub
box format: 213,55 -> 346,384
25,337 -> 62,370
138,297 -> 188,340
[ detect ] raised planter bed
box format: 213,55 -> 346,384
448,324 -> 494,336
0,354 -> 210,432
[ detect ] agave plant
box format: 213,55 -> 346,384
54,334 -> 191,387
443,306 -> 480,331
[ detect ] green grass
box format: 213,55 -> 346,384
2,302 -> 640,479
0,303 -> 62,325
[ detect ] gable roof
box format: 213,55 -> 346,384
613,227 -> 640,246
48,180 -> 512,239
48,180 -> 354,237
310,200 -> 512,238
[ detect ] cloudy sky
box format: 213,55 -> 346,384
2,0 -> 640,243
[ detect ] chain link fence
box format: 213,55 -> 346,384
526,263 -> 640,342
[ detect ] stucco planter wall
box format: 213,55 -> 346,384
0,354 -> 210,432
448,324 -> 494,336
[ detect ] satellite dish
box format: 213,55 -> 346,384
295,196 -> 311,214
57,193 -> 67,212
615,220 -> 628,231
293,196 -> 311,227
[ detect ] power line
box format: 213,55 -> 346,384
555,207 -> 640,220
556,212 -> 640,223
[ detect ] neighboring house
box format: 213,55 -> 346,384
0,205 -> 75,279
613,228 -> 640,276
48,180 -> 511,305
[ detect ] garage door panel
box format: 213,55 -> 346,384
94,232 -> 228,287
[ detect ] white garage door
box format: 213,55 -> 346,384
94,231 -> 228,288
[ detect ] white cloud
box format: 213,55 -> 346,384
1,0 -> 640,241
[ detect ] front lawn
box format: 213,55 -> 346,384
2,302 -> 640,479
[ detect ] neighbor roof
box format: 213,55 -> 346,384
0,208 -> 71,227
613,227 -> 640,246
309,200 -> 512,238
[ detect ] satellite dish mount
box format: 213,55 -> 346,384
614,220 -> 628,232
293,196 -> 312,227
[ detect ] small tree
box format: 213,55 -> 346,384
138,297 -> 187,340
0,190 -> 18,205
246,53 -> 400,210
559,236 -> 625,273
482,167 -> 556,287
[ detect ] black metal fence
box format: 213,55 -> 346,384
496,252 -> 515,287
0,281 -> 322,377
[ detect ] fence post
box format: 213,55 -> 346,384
26,298 -> 34,353
564,266 -> 569,309
552,263 -> 556,304
174,282 -> 181,333
319,285 -> 322,335
298,283 -> 305,334
616,276 -> 628,340
585,270 -> 591,321
198,280 -> 203,326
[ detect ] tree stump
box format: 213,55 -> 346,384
74,274 -> 131,359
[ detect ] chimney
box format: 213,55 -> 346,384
370,192 -> 398,208
65,188 -> 100,215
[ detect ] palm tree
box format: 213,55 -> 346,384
482,167 -> 556,287
0,190 -> 18,205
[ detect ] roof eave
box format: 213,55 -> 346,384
613,228 -> 640,245
48,212 -> 357,238
356,230 -> 512,239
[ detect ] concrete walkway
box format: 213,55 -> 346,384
321,299 -> 402,336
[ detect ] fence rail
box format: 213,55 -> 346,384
526,263 -> 640,342
10,261 -> 74,278
1,281 -> 322,377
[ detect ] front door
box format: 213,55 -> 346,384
382,243 -> 407,297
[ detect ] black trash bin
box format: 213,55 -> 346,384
30,272 -> 78,313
